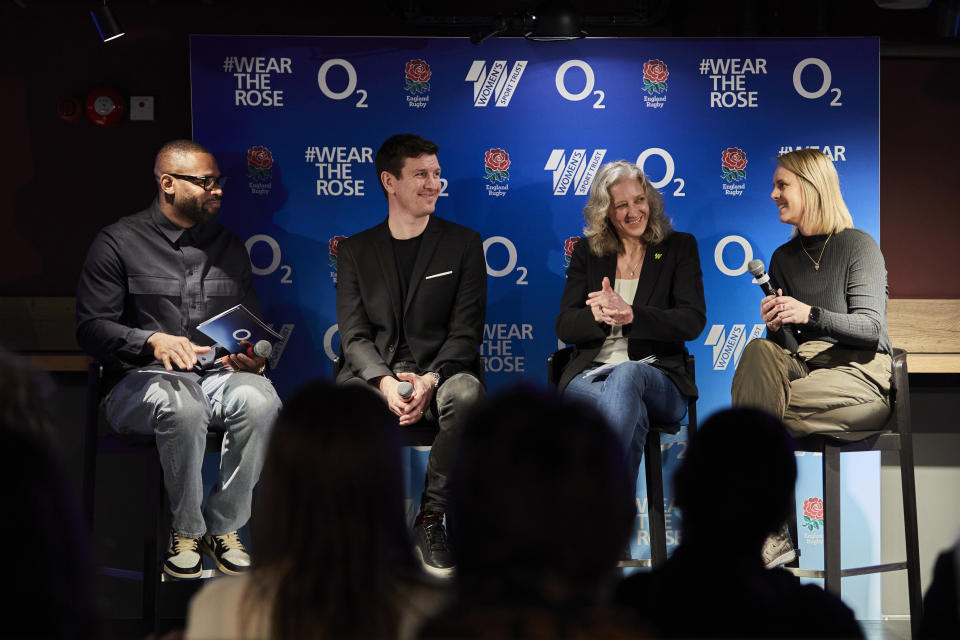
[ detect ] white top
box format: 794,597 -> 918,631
595,277 -> 639,365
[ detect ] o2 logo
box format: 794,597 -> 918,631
793,58 -> 842,107
483,236 -> 528,285
714,235 -> 753,276
317,59 -> 368,108
555,60 -> 605,109
245,234 -> 293,284
635,148 -> 686,197
323,324 -> 340,362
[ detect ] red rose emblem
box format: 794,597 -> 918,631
721,147 -> 747,172
248,146 -> 273,170
564,237 -> 580,257
405,59 -> 431,84
329,235 -> 345,258
803,497 -> 824,520
485,148 -> 511,172
643,59 -> 669,84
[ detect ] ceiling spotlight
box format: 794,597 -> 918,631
523,8 -> 586,42
90,2 -> 125,43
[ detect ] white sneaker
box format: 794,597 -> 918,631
201,531 -> 251,575
163,532 -> 202,579
762,524 -> 798,568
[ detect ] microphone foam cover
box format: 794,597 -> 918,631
397,380 -> 414,400
252,340 -> 272,358
747,259 -> 766,277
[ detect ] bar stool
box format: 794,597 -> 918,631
547,347 -> 697,568
784,348 -> 922,637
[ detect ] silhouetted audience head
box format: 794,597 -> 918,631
2,422 -> 96,638
616,408 -> 863,638
249,380 -> 417,638
448,384 -> 635,607
674,407 -> 796,554
919,538 -> 960,639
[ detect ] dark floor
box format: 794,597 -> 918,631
98,611 -> 914,640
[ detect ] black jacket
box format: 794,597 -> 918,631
555,231 -> 706,397
336,215 -> 486,384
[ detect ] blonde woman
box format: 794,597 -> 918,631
732,148 -> 892,567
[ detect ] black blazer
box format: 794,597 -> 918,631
555,231 -> 706,396
336,215 -> 486,384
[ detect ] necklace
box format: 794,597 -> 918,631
621,248 -> 645,277
800,232 -> 833,271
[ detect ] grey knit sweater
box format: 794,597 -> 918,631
768,228 -> 891,353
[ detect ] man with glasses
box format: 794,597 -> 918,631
77,139 -> 281,580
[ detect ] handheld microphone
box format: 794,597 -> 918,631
246,340 -> 272,358
747,260 -> 799,353
194,340 -> 273,373
397,381 -> 414,402
747,260 -> 777,297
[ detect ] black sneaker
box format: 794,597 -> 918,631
200,531 -> 251,575
163,532 -> 202,579
414,512 -> 455,578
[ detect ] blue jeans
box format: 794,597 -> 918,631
564,360 -> 687,480
104,368 -> 282,538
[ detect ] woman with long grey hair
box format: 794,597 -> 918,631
556,160 -> 706,495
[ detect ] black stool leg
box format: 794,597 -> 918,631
787,495 -> 800,568
823,444 -> 842,596
645,433 -> 668,568
143,451 -> 164,633
900,442 -> 923,636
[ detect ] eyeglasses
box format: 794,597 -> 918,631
166,173 -> 228,191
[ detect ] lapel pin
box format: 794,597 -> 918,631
655,252 -> 663,260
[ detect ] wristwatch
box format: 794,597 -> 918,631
808,306 -> 822,325
429,371 -> 441,388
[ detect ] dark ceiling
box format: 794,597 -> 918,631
3,0 -> 959,56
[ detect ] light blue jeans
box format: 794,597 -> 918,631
564,360 -> 687,480
105,368 -> 282,538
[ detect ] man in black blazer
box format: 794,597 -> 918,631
336,134 -> 486,577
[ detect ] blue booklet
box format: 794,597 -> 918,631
196,304 -> 282,352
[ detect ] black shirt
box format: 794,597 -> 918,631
391,231 -> 424,364
76,201 -> 262,385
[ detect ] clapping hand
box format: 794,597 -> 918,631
586,277 -> 634,326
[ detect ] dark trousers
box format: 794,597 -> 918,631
346,363 -> 484,514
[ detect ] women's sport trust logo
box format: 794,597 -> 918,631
563,236 -> 579,268
405,59 -> 431,108
802,497 -> 824,531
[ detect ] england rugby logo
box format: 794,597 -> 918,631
484,148 -> 511,183
405,59 -> 431,94
563,237 -> 579,268
247,146 -> 274,181
643,59 -> 669,95
328,235 -> 346,284
721,147 -> 747,183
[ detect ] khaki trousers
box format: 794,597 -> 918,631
731,339 -> 891,437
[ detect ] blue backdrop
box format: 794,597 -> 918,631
191,35 -> 881,617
